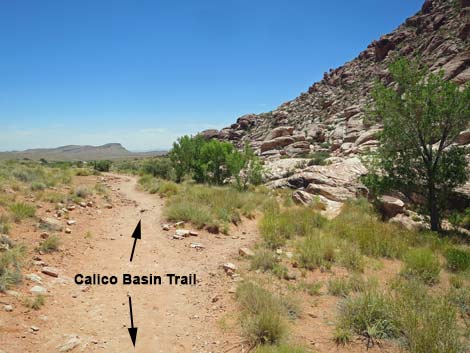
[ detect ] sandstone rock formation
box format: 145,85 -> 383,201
199,0 -> 469,214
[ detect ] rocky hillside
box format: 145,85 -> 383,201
0,143 -> 165,161
200,0 -> 470,220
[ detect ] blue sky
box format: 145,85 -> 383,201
0,0 -> 423,151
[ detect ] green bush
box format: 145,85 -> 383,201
244,311 -> 286,345
142,158 -> 174,180
9,202 -> 36,222
445,248 -> 470,272
93,160 -> 112,172
401,248 -> 440,285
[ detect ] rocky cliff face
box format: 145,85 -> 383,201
201,0 -> 470,219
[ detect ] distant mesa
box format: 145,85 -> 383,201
0,143 -> 166,161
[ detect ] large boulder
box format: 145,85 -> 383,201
379,195 -> 405,218
306,184 -> 354,202
39,217 -> 63,232
456,130 -> 470,145
260,136 -> 295,152
292,190 -> 315,206
199,129 -> 219,140
265,126 -> 294,140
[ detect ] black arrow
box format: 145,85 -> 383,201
127,296 -> 138,347
129,220 -> 141,262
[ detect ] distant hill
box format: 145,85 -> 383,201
0,143 -> 166,161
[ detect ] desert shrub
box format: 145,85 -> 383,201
93,160 -> 112,172
31,182 -> 46,191
393,280 -> 462,353
38,235 -> 60,253
328,199 -> 419,258
296,234 -> 336,270
0,243 -> 26,291
327,278 -> 351,297
23,295 -> 45,310
337,290 -> 398,343
158,180 -> 179,197
244,311 -> 287,345
261,207 -> 326,249
445,247 -> 470,273
236,282 -> 288,345
165,201 -> 213,228
74,168 -> 93,176
401,248 -> 440,285
253,344 -> 308,353
9,202 -> 36,222
142,158 -> 174,180
74,186 -> 91,199
94,183 -> 108,195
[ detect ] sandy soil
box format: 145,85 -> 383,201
1,174 -> 256,353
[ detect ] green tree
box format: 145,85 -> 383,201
371,58 -> 470,231
228,145 -> 264,190
199,140 -> 234,184
169,135 -> 205,182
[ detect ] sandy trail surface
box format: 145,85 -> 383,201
2,175 -> 255,353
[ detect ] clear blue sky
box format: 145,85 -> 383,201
0,0 -> 423,151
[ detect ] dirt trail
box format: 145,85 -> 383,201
4,175 -> 256,353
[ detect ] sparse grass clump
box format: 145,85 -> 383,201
327,278 -> 351,297
336,289 -> 398,344
297,281 -> 322,296
338,242 -> 365,272
163,183 -> 267,232
9,202 -> 36,222
23,295 -> 45,310
38,235 -> 60,253
251,249 -> 278,272
260,207 -> 326,249
0,242 -> 26,291
236,282 -> 298,346
393,280 -> 462,353
296,233 -> 336,270
328,199 -> 416,258
445,247 -> 470,273
401,248 -> 440,285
